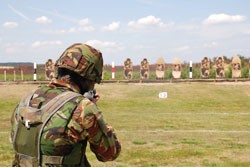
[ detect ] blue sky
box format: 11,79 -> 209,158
0,0 -> 250,65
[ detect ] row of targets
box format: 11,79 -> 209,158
201,56 -> 242,78
124,57 -> 182,79
45,55 -> 245,81
124,57 -> 175,80
125,56 -> 245,80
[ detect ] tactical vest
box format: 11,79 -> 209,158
12,90 -> 90,167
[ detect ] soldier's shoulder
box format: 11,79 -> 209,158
79,97 -> 99,114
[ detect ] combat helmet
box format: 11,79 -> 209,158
55,43 -> 103,83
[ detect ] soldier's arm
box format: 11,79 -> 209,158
82,102 -> 121,162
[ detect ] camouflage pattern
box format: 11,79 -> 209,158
201,57 -> 210,78
45,59 -> 55,80
123,58 -> 133,80
215,56 -> 225,78
11,78 -> 121,166
155,57 -> 165,80
55,43 -> 103,83
232,56 -> 241,78
140,58 -> 149,79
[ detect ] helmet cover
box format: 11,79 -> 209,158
55,43 -> 103,83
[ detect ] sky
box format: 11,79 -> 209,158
0,0 -> 250,65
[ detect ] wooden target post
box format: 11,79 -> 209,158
13,70 -> 16,81
4,70 -> 6,81
21,70 -> 24,81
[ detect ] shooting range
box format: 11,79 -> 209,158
1,1 -> 250,166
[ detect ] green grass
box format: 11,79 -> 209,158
1,82 -> 250,166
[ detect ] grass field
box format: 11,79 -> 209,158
0,82 -> 250,167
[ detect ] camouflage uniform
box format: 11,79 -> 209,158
11,44 -> 121,167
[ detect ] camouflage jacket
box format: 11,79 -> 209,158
11,78 -> 121,166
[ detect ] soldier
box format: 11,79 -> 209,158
10,43 -> 121,167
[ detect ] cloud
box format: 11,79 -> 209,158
128,15 -> 170,29
2,22 -> 18,28
40,18 -> 94,34
78,18 -> 90,26
31,40 -> 62,48
102,22 -> 120,31
86,39 -> 125,52
203,13 -> 247,25
68,18 -> 95,33
35,16 -> 52,24
8,4 -> 30,21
